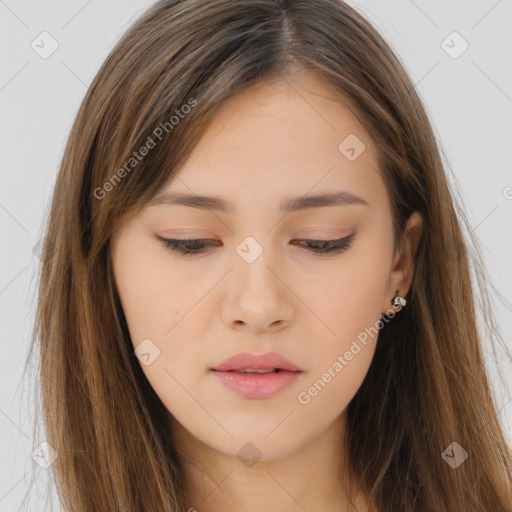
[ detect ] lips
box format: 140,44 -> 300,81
210,352 -> 304,399
211,351 -> 303,373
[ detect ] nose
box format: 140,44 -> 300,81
220,258 -> 295,334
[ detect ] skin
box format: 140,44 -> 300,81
111,70 -> 423,512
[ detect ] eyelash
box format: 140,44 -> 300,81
159,234 -> 355,256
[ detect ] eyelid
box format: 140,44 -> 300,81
157,233 -> 355,256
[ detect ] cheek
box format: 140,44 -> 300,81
112,236 -> 211,397
295,236 -> 391,410
303,236 -> 391,331
112,233 -> 194,345
294,288 -> 382,421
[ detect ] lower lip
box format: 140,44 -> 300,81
210,370 -> 303,399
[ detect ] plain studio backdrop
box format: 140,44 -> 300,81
0,1 -> 511,510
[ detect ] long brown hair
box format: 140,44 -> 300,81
24,0 -> 512,510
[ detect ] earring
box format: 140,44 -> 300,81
380,292 -> 407,321
392,295 -> 407,307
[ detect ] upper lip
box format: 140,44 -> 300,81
211,352 -> 303,372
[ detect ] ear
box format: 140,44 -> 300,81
382,211 -> 423,315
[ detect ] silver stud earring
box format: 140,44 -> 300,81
392,295 -> 407,307
381,294 -> 407,321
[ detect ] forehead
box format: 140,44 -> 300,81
153,72 -> 385,213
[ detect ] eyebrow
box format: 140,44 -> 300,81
147,190 -> 370,213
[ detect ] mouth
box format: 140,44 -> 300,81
210,352 -> 304,399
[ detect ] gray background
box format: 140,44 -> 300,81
1,0 -> 511,509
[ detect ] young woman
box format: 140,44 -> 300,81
27,0 -> 512,510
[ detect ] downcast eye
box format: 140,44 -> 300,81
159,233 -> 355,256
289,233 -> 355,255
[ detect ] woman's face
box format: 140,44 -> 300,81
111,71 -> 417,462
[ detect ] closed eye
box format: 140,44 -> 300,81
158,233 -> 355,256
